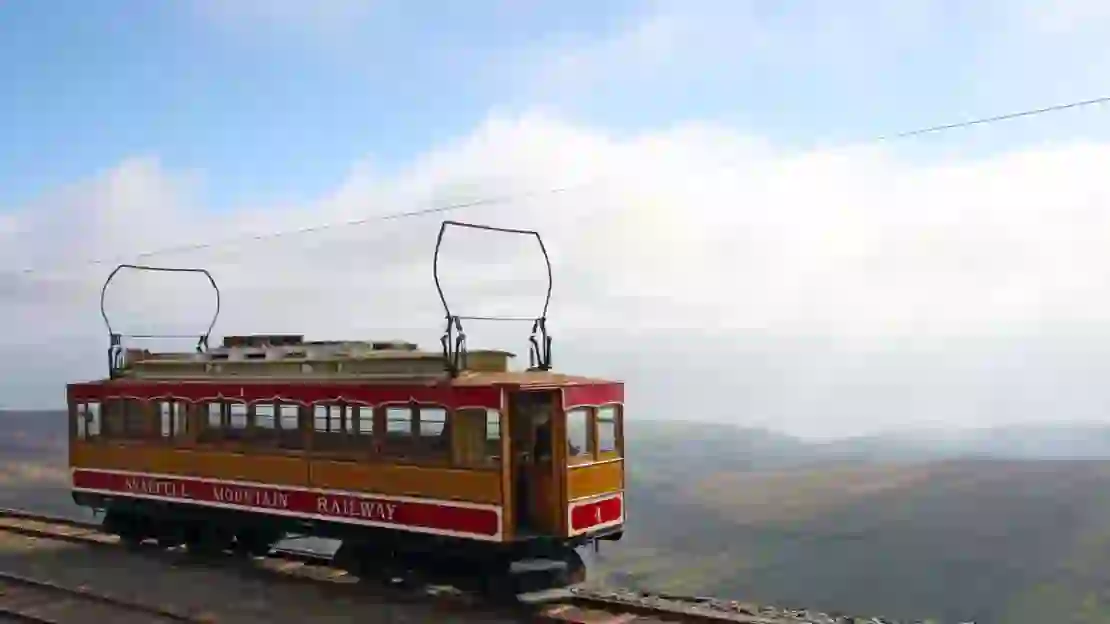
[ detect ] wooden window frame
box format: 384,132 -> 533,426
102,398 -> 153,443
379,402 -> 452,466
594,403 -> 622,460
226,401 -> 249,440
353,404 -> 375,437
248,401 -> 280,446
484,408 -> 502,465
197,400 -> 225,445
71,400 -> 102,442
564,406 -> 594,465
196,400 -> 248,447
450,407 -> 501,470
155,399 -> 191,446
277,402 -> 306,451
310,401 -> 377,461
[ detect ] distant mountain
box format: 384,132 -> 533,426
815,422 -> 1110,462
0,410 -> 67,458
612,420 -> 1110,623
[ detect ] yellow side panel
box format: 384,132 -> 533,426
70,444 -> 309,487
567,460 -> 624,500
311,461 -> 502,504
170,451 -> 309,485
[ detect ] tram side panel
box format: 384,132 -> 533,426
67,382 -> 508,546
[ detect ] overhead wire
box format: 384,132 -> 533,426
5,93 -> 1110,280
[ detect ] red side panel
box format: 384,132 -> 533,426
563,383 -> 623,408
67,381 -> 502,409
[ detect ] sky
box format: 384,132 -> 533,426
3,0 -> 1110,438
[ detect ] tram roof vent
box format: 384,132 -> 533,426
222,334 -> 304,348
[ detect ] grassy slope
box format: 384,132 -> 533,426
601,421 -> 1110,624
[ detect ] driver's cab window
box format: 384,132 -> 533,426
565,407 -> 591,461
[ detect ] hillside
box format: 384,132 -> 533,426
0,410 -> 67,460
601,421 -> 1110,624
8,410 -> 1110,623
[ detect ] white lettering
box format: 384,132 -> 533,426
212,485 -> 288,509
123,477 -> 189,499
315,495 -> 398,522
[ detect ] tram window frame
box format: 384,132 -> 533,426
450,408 -> 499,468
381,405 -> 415,456
197,400 -> 247,444
253,403 -> 277,430
225,402 -> 249,440
385,406 -> 412,437
565,406 -> 593,463
104,398 -> 152,441
73,401 -> 102,440
277,403 -> 304,450
314,404 -> 347,434
313,403 -> 351,452
157,400 -> 189,441
198,401 -> 224,444
249,402 -> 281,446
485,409 -> 502,460
596,404 -> 621,458
354,405 -> 374,436
417,406 -> 449,454
313,399 -> 346,430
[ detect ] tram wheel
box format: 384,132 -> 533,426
183,524 -> 232,556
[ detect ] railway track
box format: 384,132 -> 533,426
0,508 -> 819,623
0,569 -> 206,623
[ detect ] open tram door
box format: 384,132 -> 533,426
507,389 -> 562,537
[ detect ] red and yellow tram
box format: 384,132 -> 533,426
65,221 -> 624,595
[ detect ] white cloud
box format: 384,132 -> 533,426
6,114 -> 1110,435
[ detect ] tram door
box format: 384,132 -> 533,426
508,390 -> 560,536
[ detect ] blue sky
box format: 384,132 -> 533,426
3,0 -> 1108,212
0,1 -> 659,208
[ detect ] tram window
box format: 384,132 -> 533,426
381,405 -> 415,456
597,405 -> 618,454
451,408 -> 499,467
104,399 -> 150,440
87,402 -> 101,437
418,407 -> 448,452
566,407 -> 591,459
158,401 -> 188,438
228,403 -> 248,430
484,410 -> 501,458
314,404 -> 345,433
253,403 -> 276,429
419,407 -> 446,437
486,410 -> 501,441
73,402 -> 102,439
386,406 -> 412,438
355,406 -> 374,435
197,402 -> 222,443
279,404 -> 299,431
277,403 -> 304,449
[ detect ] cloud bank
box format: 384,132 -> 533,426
4,114 -> 1110,437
